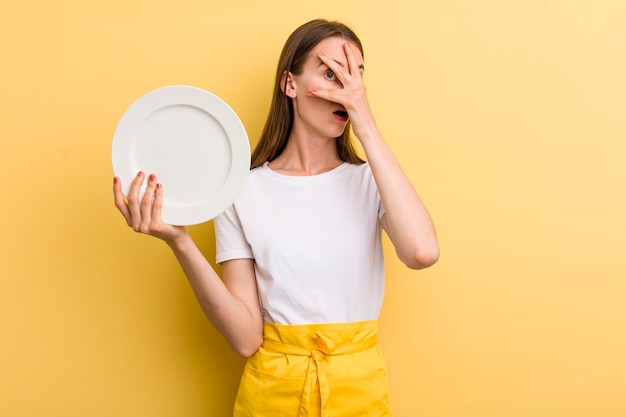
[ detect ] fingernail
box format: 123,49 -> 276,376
113,177 -> 118,184
156,183 -> 162,190
137,171 -> 144,178
319,51 -> 325,57
149,174 -> 156,181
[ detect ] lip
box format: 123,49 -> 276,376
333,108 -> 349,122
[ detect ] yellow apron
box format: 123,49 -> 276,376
233,320 -> 394,417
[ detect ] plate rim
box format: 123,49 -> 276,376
111,85 -> 250,225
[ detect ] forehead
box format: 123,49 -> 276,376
308,37 -> 364,66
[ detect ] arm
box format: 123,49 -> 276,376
167,239 -> 263,357
312,43 -> 439,269
113,172 -> 263,356
361,131 -> 439,270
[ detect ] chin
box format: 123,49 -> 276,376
329,125 -> 348,138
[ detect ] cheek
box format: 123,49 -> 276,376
296,95 -> 332,119
299,74 -> 339,92
299,78 -> 323,92
323,77 -> 344,90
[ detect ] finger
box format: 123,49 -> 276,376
113,177 -> 132,226
127,171 -> 145,231
343,42 -> 362,78
140,173 -> 158,232
307,87 -> 339,104
318,51 -> 347,84
151,182 -> 165,231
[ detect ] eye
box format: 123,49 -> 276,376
324,69 -> 335,80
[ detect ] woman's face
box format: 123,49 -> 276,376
287,36 -> 364,140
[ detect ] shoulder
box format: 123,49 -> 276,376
238,164 -> 270,192
352,161 -> 372,175
248,163 -> 268,179
343,161 -> 371,173
343,161 -> 375,183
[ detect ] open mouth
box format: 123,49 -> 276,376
333,110 -> 349,121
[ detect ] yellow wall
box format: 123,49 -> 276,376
2,0 -> 625,416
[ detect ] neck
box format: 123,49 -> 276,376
269,132 -> 342,176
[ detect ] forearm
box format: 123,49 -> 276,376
114,174 -> 262,355
167,234 -> 263,356
359,126 -> 439,269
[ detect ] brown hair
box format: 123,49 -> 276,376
250,19 -> 366,169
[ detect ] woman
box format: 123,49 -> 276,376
114,19 -> 439,417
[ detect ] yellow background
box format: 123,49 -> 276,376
1,0 -> 625,416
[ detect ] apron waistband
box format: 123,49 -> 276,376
261,321 -> 379,417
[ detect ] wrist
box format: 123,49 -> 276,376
353,122 -> 382,145
164,227 -> 191,251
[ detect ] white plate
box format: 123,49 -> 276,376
112,85 -> 250,225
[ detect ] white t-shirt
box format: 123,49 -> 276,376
214,162 -> 385,325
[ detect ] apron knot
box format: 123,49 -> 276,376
311,330 -> 335,358
253,321 -> 380,417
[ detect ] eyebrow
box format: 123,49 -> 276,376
319,59 -> 365,72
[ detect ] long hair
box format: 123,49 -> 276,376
250,19 -> 366,169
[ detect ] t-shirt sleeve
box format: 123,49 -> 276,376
214,204 -> 254,264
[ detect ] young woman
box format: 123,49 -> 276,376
114,19 -> 439,417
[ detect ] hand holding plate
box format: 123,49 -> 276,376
113,172 -> 187,243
